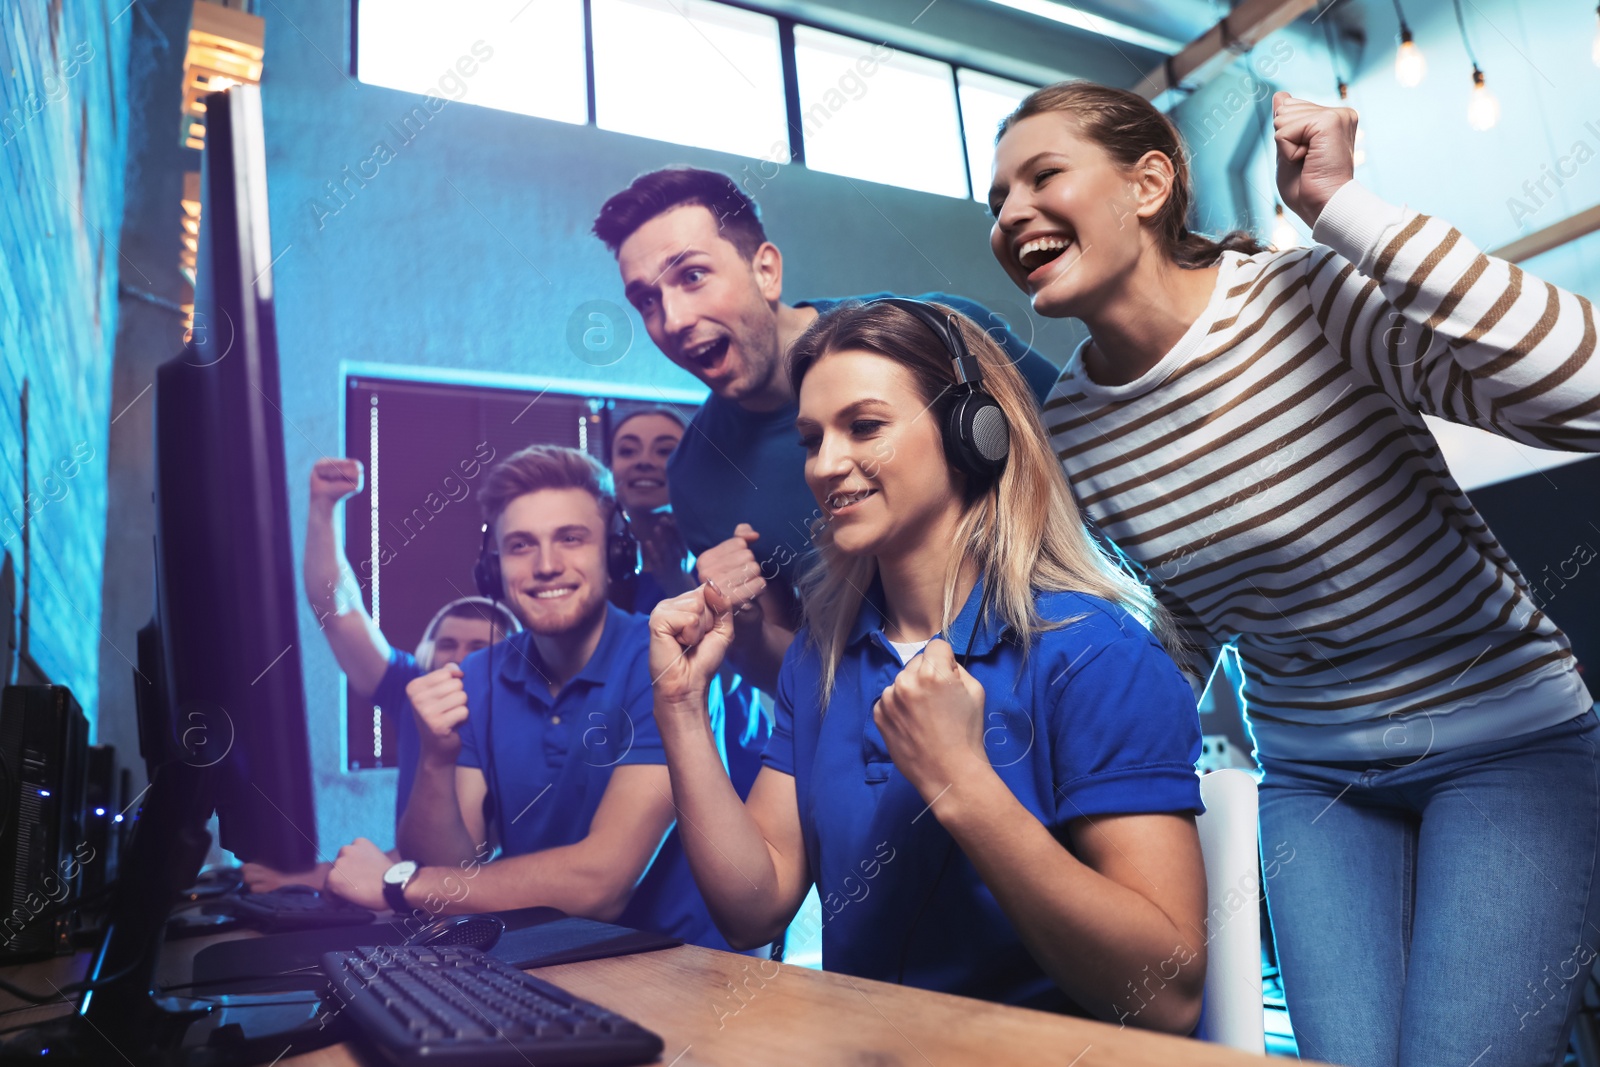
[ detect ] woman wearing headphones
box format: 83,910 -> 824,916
649,299 -> 1208,1030
988,84 -> 1600,1066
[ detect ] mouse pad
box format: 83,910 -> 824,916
188,904 -> 675,994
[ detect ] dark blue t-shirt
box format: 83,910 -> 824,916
456,604 -> 727,949
371,648 -> 427,824
666,292 -> 1061,588
761,574 -> 1203,1010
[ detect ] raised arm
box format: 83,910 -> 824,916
649,582 -> 811,949
395,665 -> 487,866
305,458 -> 392,693
1275,93 -> 1599,451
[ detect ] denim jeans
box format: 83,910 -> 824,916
1258,710 -> 1600,1067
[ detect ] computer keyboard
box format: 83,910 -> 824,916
321,944 -> 665,1067
224,884 -> 375,930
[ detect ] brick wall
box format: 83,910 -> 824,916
1,2 -> 132,730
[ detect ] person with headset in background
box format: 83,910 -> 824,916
608,405 -> 771,801
647,300 -> 1208,1028
326,445 -> 728,950
593,168 -> 1064,696
241,458 -> 518,894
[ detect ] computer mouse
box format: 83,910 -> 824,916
404,913 -> 506,950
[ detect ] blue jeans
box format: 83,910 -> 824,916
1258,710 -> 1600,1067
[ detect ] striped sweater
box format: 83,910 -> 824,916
1046,180 -> 1598,762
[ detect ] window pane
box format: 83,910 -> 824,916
793,26 -> 966,199
958,69 -> 1035,203
592,0 -> 790,162
357,0 -> 588,126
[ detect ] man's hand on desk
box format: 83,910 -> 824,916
240,860 -> 331,894
326,837 -> 395,911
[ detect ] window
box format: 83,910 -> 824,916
353,1 -> 1040,200
591,0 -> 791,162
957,69 -> 1035,203
792,25 -> 967,199
356,0 -> 588,125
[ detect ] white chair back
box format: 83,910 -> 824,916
1194,768 -> 1265,1053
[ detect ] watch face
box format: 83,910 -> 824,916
384,861 -> 418,887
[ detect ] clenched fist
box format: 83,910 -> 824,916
405,664 -> 470,768
649,580 -> 737,722
310,457 -> 364,510
1273,92 -> 1358,229
873,637 -> 989,803
694,524 -> 767,622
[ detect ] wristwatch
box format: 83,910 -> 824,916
382,860 -> 419,913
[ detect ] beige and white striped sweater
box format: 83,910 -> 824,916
1046,181 -> 1598,762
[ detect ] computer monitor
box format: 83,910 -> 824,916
142,81 -> 316,873
63,84 -> 320,1055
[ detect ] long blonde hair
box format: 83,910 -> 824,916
786,301 -> 1169,707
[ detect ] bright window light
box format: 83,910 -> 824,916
793,25 -> 968,199
357,0 -> 588,125
957,69 -> 1036,203
591,0 -> 790,161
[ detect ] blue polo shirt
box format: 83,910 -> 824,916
666,292 -> 1061,588
457,603 -> 728,950
762,575 -> 1203,1010
370,649 -> 426,823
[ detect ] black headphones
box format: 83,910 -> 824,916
867,298 -> 1010,490
473,502 -> 638,600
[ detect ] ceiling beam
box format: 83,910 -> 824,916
1490,202 -> 1600,264
1134,0 -> 1322,101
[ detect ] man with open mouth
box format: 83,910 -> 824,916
594,166 -> 1063,693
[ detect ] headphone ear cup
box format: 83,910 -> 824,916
944,388 -> 1010,483
473,553 -> 501,600
474,524 -> 501,600
608,511 -> 639,585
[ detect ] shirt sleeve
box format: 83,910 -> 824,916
369,648 -> 421,715
615,632 -> 668,767
759,642 -> 806,776
920,292 -> 1062,406
1308,180 -> 1600,452
1047,624 -> 1204,823
456,648 -> 489,772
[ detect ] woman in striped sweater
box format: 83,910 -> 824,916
986,82 -> 1600,1067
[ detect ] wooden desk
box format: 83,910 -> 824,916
2,936 -> 1310,1065
283,944 -> 1300,1067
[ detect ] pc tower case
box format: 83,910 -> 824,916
0,685 -> 90,960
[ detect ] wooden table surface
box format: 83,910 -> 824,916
283,942 -> 1302,1067
2,932 -> 1314,1065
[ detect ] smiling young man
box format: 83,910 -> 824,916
326,445 -> 725,948
593,168 -> 1062,691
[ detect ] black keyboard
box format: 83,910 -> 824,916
224,884 -> 375,930
321,944 -> 665,1066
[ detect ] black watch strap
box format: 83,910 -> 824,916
382,865 -> 416,912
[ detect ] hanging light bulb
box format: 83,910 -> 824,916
1272,203 -> 1300,250
1396,25 -> 1427,86
1467,65 -> 1500,130
1592,3 -> 1600,67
